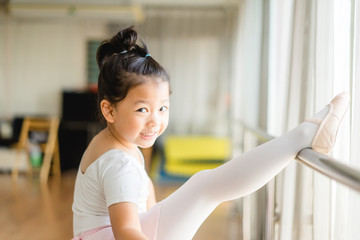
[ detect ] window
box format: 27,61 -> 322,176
87,41 -> 101,86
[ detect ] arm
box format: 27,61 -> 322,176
109,202 -> 149,240
147,177 -> 156,209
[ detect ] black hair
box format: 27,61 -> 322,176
96,26 -> 170,111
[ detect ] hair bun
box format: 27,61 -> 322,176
96,26 -> 138,69
112,26 -> 138,52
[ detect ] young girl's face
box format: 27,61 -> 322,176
110,78 -> 170,149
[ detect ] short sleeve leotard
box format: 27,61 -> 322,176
72,149 -> 149,236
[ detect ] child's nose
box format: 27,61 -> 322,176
148,112 -> 161,127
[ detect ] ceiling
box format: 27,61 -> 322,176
1,0 -> 234,23
3,0 -> 233,8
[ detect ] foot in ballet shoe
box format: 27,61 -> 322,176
306,92 -> 350,154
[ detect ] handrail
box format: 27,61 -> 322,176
296,149 -> 360,192
241,122 -> 360,193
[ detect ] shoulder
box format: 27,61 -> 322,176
100,150 -> 149,206
96,149 -> 134,173
96,150 -> 147,185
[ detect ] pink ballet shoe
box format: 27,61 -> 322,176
306,92 -> 350,154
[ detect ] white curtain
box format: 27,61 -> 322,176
271,0 -> 359,239
269,0 -> 359,239
232,0 -> 360,239
229,1 -> 266,239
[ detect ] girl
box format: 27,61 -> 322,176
72,26 -> 350,240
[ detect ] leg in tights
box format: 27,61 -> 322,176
152,92 -> 349,240
78,123 -> 318,240
155,122 -> 318,240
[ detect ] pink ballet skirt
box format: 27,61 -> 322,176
71,201 -> 162,240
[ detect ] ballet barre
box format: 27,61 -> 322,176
296,148 -> 360,193
240,122 -> 360,193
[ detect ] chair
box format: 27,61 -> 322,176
11,117 -> 61,183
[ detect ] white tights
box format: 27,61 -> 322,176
138,121 -> 319,240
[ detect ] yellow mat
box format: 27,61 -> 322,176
162,135 -> 231,177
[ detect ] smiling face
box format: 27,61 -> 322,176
103,78 -> 170,150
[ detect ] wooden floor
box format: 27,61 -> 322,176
0,170 -> 241,240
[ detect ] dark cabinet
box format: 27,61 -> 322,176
59,90 -> 104,171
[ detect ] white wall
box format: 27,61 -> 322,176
0,19 -> 108,118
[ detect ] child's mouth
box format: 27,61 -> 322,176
140,132 -> 157,139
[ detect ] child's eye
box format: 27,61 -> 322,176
136,108 -> 148,113
160,106 -> 168,112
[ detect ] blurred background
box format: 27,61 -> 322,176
0,0 -> 360,239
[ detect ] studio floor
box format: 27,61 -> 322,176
0,170 -> 242,240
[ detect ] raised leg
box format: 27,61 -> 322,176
151,92 -> 349,240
